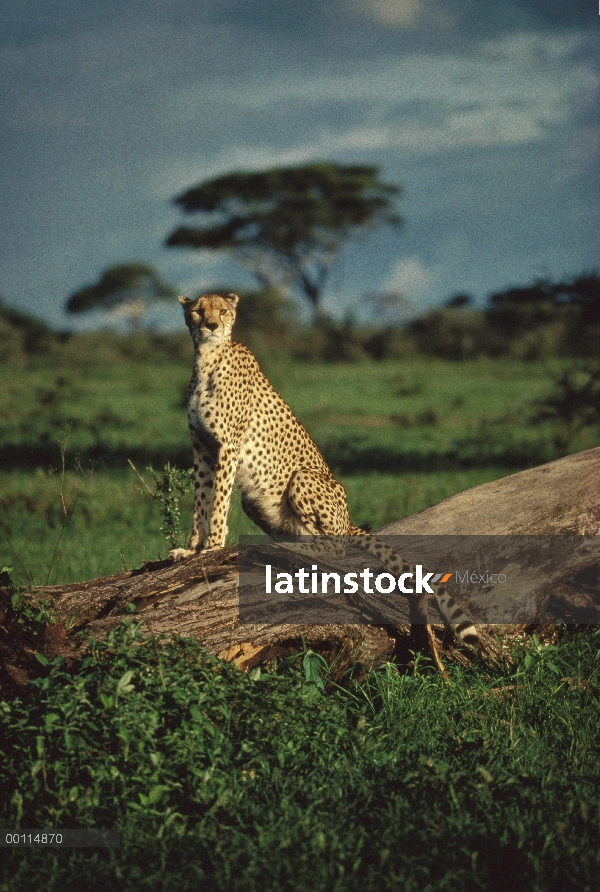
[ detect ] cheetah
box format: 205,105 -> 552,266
170,292 -> 479,653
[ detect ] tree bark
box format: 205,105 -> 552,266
378,446 -> 600,537
1,447 -> 599,696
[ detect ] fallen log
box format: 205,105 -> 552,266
1,447 -> 599,696
379,445 -> 600,538
379,444 -> 600,628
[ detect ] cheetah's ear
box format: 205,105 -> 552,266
178,295 -> 192,308
224,293 -> 239,309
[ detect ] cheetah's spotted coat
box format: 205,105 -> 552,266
170,293 -> 478,646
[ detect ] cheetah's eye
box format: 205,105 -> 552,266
219,309 -> 228,315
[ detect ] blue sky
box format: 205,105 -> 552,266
1,0 -> 598,329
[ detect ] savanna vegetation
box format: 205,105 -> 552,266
1,280 -> 600,891
1,622 -> 599,891
2,277 -> 600,586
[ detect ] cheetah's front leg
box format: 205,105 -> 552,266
169,439 -> 216,561
202,443 -> 239,551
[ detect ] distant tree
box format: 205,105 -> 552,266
0,296 -> 54,343
485,273 -> 600,356
408,307 -> 489,360
445,293 -> 472,309
166,162 -> 403,318
361,291 -> 417,326
554,272 -> 600,326
485,279 -> 563,337
0,295 -> 59,357
227,287 -> 299,336
533,360 -> 600,451
66,263 -> 176,329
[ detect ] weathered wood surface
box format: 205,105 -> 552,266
42,545 -> 400,666
379,446 -> 600,626
379,446 -> 600,537
1,448 -> 599,696
0,545 -> 399,695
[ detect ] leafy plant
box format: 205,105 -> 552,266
1,566 -> 55,636
302,650 -> 329,703
1,625 -> 599,891
513,634 -> 562,678
533,360 -> 600,451
0,565 -> 16,590
45,425 -> 95,584
149,463 -> 195,549
9,591 -> 55,631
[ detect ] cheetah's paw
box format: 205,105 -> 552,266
168,547 -> 197,562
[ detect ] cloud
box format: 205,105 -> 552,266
344,0 -> 592,33
4,19 -> 593,163
171,31 -> 592,111
162,31 -> 595,171
384,256 -> 438,300
151,28 -> 595,215
348,0 -> 424,28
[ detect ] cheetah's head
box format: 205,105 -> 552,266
179,293 -> 239,347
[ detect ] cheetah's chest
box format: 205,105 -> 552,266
188,355 -> 329,495
187,368 -> 243,443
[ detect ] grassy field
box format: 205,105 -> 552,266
1,351 -> 589,587
1,345 -> 600,890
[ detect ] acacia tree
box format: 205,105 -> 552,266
166,162 -> 403,318
66,263 -> 176,329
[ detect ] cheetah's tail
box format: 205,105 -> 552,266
349,526 -> 480,647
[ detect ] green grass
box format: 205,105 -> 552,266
274,354 -> 555,421
1,469 -> 166,586
1,622 -> 599,891
1,466 -> 508,586
0,355 -> 562,468
0,359 -> 192,466
1,353 -> 597,586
